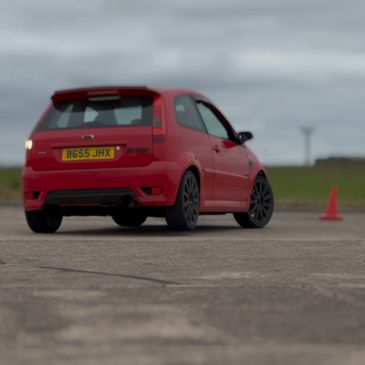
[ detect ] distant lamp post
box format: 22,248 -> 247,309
300,126 -> 314,166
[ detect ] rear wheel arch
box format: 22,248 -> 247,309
171,153 -> 203,206
165,169 -> 200,230
186,165 -> 201,192
173,164 -> 202,207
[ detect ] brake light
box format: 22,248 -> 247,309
152,96 -> 166,142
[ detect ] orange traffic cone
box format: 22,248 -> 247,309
320,186 -> 343,221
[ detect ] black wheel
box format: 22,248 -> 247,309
112,210 -> 147,227
25,210 -> 63,233
234,175 -> 274,228
165,170 -> 200,231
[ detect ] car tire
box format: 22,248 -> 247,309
112,211 -> 147,227
25,210 -> 63,233
165,170 -> 199,231
233,175 -> 274,228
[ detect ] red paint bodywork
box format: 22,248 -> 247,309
23,87 -> 266,213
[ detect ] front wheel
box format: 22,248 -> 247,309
25,210 -> 63,233
234,175 -> 274,228
165,171 -> 200,231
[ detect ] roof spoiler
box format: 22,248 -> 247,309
52,86 -> 159,102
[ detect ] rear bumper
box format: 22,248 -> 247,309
23,161 -> 183,212
44,188 -> 137,206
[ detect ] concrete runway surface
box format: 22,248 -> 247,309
0,206 -> 365,365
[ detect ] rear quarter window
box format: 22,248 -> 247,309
37,96 -> 153,131
174,95 -> 206,133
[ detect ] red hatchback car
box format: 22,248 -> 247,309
23,86 -> 273,232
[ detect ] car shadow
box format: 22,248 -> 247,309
57,224 -> 242,237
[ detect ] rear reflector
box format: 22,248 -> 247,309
152,187 -> 163,195
25,191 -> 41,200
140,186 -> 163,195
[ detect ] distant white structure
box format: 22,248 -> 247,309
300,126 -> 315,166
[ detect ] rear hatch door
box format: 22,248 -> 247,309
28,88 -> 157,171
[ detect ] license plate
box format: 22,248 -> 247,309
62,146 -> 115,161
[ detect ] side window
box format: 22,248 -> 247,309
175,95 -> 206,132
196,102 -> 229,140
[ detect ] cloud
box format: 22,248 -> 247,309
0,0 -> 365,165
234,50 -> 365,81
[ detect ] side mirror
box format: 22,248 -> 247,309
237,131 -> 253,144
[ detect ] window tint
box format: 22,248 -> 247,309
196,102 -> 229,139
84,107 -> 98,123
114,106 -> 141,125
56,104 -> 73,128
175,95 -> 205,132
37,96 -> 153,131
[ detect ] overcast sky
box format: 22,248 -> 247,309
1,0 -> 365,165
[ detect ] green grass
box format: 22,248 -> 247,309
0,164 -> 364,210
268,164 -> 365,210
0,167 -> 22,203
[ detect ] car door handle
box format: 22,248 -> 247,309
212,145 -> 220,153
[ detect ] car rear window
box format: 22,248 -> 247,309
36,96 -> 153,131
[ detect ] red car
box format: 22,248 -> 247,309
23,86 -> 274,232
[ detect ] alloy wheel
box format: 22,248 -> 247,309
183,173 -> 199,226
248,177 -> 273,225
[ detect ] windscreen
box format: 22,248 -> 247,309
36,96 -> 153,131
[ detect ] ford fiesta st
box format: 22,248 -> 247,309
23,86 -> 274,232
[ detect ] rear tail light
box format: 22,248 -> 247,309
152,96 -> 166,142
25,139 -> 33,150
